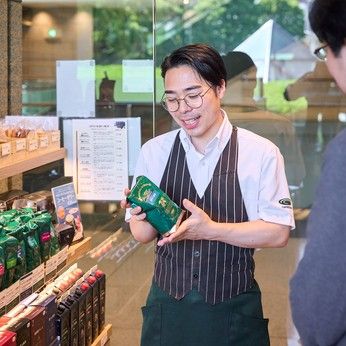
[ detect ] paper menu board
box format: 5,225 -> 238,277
63,117 -> 140,177
72,118 -> 128,200
51,182 -> 84,242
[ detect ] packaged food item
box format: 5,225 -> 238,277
5,224 -> 27,281
0,190 -> 28,211
55,224 -> 75,247
86,275 -> 99,341
0,330 -> 16,345
23,222 -> 41,272
31,215 -> 52,262
78,282 -> 93,346
6,317 -> 30,346
56,300 -> 70,346
127,175 -> 185,236
95,269 -> 106,331
0,227 -> 18,289
0,246 -> 5,290
0,210 -> 18,224
12,190 -> 55,214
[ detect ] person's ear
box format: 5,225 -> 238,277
216,79 -> 226,99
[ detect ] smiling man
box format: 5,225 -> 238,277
122,44 -> 294,346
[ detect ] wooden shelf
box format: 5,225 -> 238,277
67,236 -> 92,265
91,324 -> 112,346
0,148 -> 66,180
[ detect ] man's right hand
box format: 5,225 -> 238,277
121,187 -> 147,221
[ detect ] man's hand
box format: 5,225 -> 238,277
157,198 -> 214,246
120,187 -> 147,221
121,187 -> 157,243
120,187 -> 131,209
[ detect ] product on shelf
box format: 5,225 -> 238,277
55,224 -> 75,248
86,274 -> 99,341
0,190 -> 28,212
30,295 -> 57,346
5,224 -> 27,281
0,228 -> 18,290
23,222 -> 42,272
22,306 -> 46,346
12,190 -> 55,214
95,269 -> 106,332
77,282 -> 93,346
6,317 -> 31,346
56,300 -> 70,346
0,330 -> 16,345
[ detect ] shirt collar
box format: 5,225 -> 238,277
179,109 -> 232,154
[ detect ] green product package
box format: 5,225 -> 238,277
6,225 -> 27,281
0,246 -> 5,291
24,221 -> 42,272
32,214 -> 52,262
0,227 -> 19,289
127,175 -> 185,236
37,212 -> 59,256
14,213 -> 34,224
0,210 -> 18,225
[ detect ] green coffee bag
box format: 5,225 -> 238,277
127,175 -> 185,236
24,221 -> 42,272
0,227 -> 19,289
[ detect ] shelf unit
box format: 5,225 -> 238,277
67,236 -> 92,265
0,148 -> 66,180
0,147 -> 113,343
91,324 -> 112,346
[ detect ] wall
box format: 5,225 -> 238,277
22,7 -> 93,81
0,0 -> 23,193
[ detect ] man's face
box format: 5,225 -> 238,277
325,45 -> 346,93
164,65 -> 225,145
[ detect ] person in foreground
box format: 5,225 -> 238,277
122,43 -> 294,346
290,1 -> 346,345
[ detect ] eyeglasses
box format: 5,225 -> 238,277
314,44 -> 328,61
161,87 -> 212,112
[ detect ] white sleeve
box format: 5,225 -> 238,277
257,145 -> 295,229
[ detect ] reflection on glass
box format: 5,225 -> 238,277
222,51 -> 306,195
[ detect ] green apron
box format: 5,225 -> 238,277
141,281 -> 270,346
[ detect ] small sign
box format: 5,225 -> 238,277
51,183 -> 84,242
56,60 -> 96,118
122,59 -> 154,92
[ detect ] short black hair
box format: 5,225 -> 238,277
222,51 -> 256,81
160,44 -> 226,88
309,0 -> 346,56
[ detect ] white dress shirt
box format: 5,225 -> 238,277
128,111 -> 295,229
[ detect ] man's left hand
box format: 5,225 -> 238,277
157,198 -> 213,246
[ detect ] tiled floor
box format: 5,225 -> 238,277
78,211 -> 307,346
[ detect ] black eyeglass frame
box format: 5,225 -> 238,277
314,44 -> 328,61
161,86 -> 212,112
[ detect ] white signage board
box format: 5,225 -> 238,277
63,117 -> 140,178
72,118 -> 128,200
122,59 -> 154,93
57,60 -> 96,118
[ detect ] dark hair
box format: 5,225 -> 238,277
309,0 -> 346,56
222,51 -> 256,81
160,44 -> 227,88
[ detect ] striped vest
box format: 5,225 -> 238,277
154,126 -> 255,304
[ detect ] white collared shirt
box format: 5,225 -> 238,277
129,111 -> 295,228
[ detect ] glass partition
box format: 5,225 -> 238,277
17,1 -> 346,344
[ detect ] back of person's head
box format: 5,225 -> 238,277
160,44 -> 226,88
309,0 -> 346,56
222,51 -> 257,81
